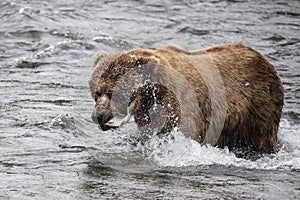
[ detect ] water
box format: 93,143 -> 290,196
0,0 -> 299,199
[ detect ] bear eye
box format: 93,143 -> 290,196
95,91 -> 102,101
106,90 -> 113,98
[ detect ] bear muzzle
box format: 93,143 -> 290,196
91,100 -> 136,131
91,111 -> 104,124
91,109 -> 114,131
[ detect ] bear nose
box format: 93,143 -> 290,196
91,111 -> 103,125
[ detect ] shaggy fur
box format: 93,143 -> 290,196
89,44 -> 284,153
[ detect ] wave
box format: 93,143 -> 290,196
135,118 -> 300,170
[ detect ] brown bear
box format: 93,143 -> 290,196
89,44 -> 284,153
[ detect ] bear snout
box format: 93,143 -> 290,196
91,111 -> 104,125
91,111 -> 114,131
91,108 -> 113,129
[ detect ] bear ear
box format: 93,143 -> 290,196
162,44 -> 186,53
93,51 -> 109,68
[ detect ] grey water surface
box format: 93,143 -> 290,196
0,0 -> 299,199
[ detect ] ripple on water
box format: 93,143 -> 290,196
15,60 -> 50,69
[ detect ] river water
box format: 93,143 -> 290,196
0,0 -> 299,199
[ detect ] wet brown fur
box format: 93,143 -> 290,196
89,44 -> 284,153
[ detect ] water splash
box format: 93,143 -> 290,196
138,119 -> 300,170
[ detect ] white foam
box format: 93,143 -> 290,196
142,119 -> 300,170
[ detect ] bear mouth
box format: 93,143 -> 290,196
103,100 -> 135,130
104,114 -> 130,128
85,114 -> 130,130
87,100 -> 135,131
